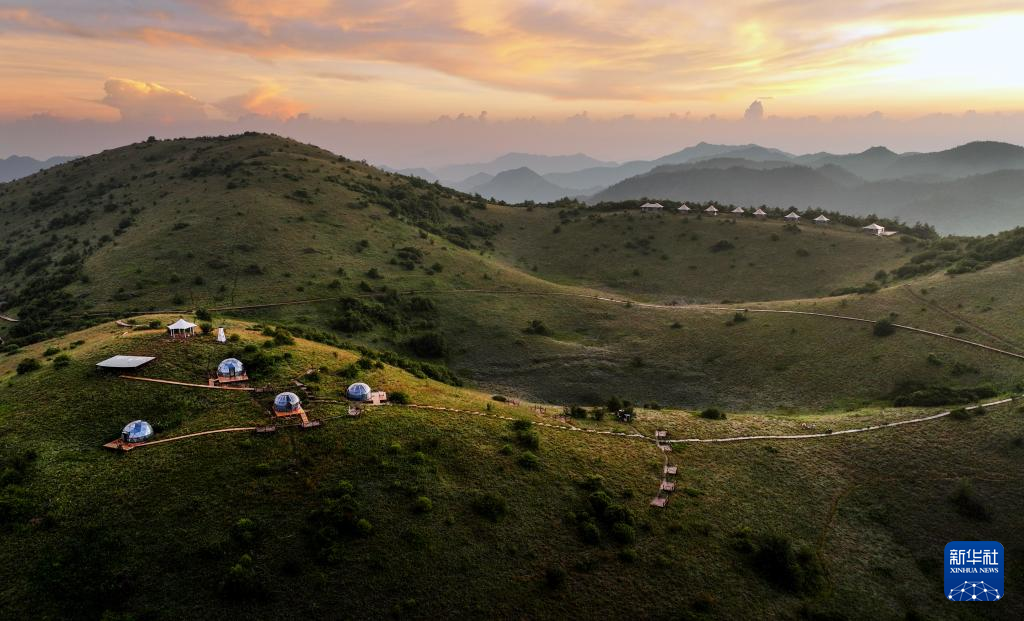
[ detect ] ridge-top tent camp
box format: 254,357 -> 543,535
167,318 -> 197,338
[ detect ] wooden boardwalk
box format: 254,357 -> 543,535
120,375 -> 256,391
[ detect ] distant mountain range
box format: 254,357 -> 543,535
399,141 -> 1024,234
0,155 -> 77,183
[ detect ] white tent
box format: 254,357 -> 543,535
677,204 -> 691,212
167,318 -> 197,337
863,223 -> 886,236
752,208 -> 768,218
704,206 -> 719,215
731,207 -> 746,215
640,202 -> 664,212
784,212 -> 801,221
814,215 -> 830,224
216,327 -> 226,343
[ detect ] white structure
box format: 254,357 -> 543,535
863,223 -> 886,236
704,206 -> 719,216
167,318 -> 197,338
677,203 -> 691,213
813,215 -> 830,225
784,211 -> 801,221
731,207 -> 746,216
96,355 -> 156,370
640,202 -> 664,212
216,327 -> 227,343
752,208 -> 768,219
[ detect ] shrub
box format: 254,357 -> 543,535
579,521 -> 601,544
523,320 -> 550,335
950,408 -> 971,420
43,346 -> 60,357
544,566 -> 567,589
356,518 -> 373,536
199,322 -> 213,335
517,451 -> 540,469
471,492 -> 507,521
510,419 -> 532,431
514,429 -> 540,450
499,444 -> 514,455
873,318 -> 896,337
220,554 -> 262,599
618,548 -> 638,562
195,307 -> 212,321
16,358 -> 41,375
231,518 -> 259,545
751,533 -> 824,594
407,332 -> 447,358
389,391 -> 409,405
611,521 -> 637,544
52,354 -> 71,369
710,240 -> 735,252
950,479 -> 990,521
699,408 -> 726,420
413,496 -> 433,513
492,395 -> 508,402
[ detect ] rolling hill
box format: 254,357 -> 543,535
0,154 -> 77,182
0,320 -> 1021,620
467,167 -> 574,203
2,132 -> 1024,412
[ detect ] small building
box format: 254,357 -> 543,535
752,208 -> 768,219
121,420 -> 153,443
704,206 -> 719,216
96,355 -> 156,371
814,214 -> 830,225
216,327 -> 227,343
346,382 -> 372,401
216,358 -> 248,384
862,223 -> 886,236
640,202 -> 664,212
784,211 -> 801,221
731,206 -> 746,216
273,392 -> 303,416
167,318 -> 197,338
677,203 -> 691,213
369,391 -> 389,405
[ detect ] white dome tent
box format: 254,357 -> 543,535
346,382 -> 372,401
217,358 -> 244,378
273,392 -> 303,414
121,420 -> 154,443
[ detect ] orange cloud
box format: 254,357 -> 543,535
100,78 -> 208,122
215,84 -> 305,120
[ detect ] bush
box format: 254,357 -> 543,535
873,318 -> 896,337
52,354 -> 71,369
514,429 -> 540,450
471,492 -> 507,521
751,533 -> 824,594
389,391 -> 409,405
710,240 -> 735,252
511,419 -> 532,431
16,358 -> 41,375
199,322 -> 213,335
523,320 -> 550,335
220,554 -> 261,599
611,521 -> 637,544
413,496 -> 433,513
950,408 -> 971,420
407,332 -> 447,358
517,451 -> 540,469
231,518 -> 259,545
356,518 -> 373,536
43,346 -> 60,357
699,408 -> 726,420
544,566 -> 567,589
195,307 -> 212,321
950,479 -> 990,521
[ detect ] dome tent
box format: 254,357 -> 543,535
122,420 -> 153,443
346,382 -> 372,401
273,392 -> 302,413
217,358 -> 244,378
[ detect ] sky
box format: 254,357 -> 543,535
2,1 -> 1024,166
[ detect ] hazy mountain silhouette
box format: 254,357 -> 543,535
795,141 -> 1024,181
0,155 -> 77,183
469,167 -> 573,203
591,160 -> 1024,235
434,152 -> 615,181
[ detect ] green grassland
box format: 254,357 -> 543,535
477,205 -> 912,302
0,324 -> 1021,620
3,133 -> 1023,414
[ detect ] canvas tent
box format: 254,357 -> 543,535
863,223 -> 886,236
640,202 -> 664,212
704,206 -> 718,215
677,204 -> 691,213
814,215 -> 830,225
752,208 -> 767,218
784,211 -> 801,221
731,207 -> 746,215
167,318 -> 197,338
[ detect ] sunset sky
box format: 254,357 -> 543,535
2,1 -> 1023,163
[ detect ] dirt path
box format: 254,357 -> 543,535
119,375 -> 257,391
0,314 -> 18,322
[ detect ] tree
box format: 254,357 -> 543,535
873,318 -> 896,337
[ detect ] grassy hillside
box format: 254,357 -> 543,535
477,205 -> 911,302
1,323 -> 1021,620
3,134 -> 1024,412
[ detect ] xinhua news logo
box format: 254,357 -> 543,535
945,541 -> 1003,601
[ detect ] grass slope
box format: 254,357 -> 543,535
0,324 -> 1021,620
